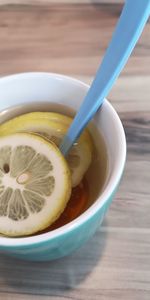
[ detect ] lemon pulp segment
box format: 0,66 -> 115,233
0,133 -> 71,236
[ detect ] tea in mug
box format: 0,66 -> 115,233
0,102 -> 108,236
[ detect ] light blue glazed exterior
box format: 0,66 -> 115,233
0,191 -> 116,261
0,73 -> 126,261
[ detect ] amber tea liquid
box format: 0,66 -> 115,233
0,102 -> 108,234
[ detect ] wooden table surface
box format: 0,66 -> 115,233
0,2 -> 150,300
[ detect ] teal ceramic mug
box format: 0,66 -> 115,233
0,72 -> 126,261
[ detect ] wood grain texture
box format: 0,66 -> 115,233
0,1 -> 125,5
0,2 -> 149,300
0,229 -> 150,300
0,3 -> 149,76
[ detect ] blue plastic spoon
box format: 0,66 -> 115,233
60,0 -> 150,155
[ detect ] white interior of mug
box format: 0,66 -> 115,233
0,72 -> 126,246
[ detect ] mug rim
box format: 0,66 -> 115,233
0,72 -> 126,248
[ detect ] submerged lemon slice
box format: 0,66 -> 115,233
0,133 -> 71,236
0,112 -> 93,187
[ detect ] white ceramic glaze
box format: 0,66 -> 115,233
0,73 -> 126,261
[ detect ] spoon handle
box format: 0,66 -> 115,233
60,0 -> 150,155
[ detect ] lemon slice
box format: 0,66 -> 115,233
0,133 -> 71,237
30,112 -> 72,126
0,112 -> 93,187
0,112 -> 92,147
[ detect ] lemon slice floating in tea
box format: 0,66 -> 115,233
0,112 -> 93,187
0,133 -> 71,237
23,112 -> 92,143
